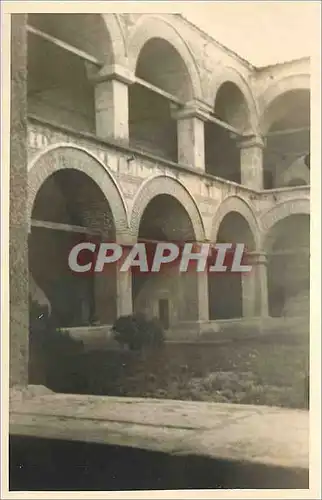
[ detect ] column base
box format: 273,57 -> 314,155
66,325 -> 119,351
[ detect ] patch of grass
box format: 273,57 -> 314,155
108,337 -> 309,409
46,333 -> 309,409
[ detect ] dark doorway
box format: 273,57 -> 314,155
158,299 -> 170,330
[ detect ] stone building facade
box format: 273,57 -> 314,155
11,13 -> 310,380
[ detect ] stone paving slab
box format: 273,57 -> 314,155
9,385 -> 309,471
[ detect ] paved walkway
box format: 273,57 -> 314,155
10,385 -> 308,471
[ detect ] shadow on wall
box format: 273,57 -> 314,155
28,299 -> 86,391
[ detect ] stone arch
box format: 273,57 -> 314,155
260,198 -> 310,246
208,196 -> 259,321
263,210 -> 310,319
28,13 -> 121,66
127,15 -> 202,100
100,13 -> 127,64
282,155 -> 310,187
211,196 -> 260,248
210,67 -> 258,133
28,144 -> 129,239
205,69 -> 258,182
130,175 -> 205,241
27,13 -> 127,134
259,74 -> 310,133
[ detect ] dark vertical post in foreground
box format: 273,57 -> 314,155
10,14 -> 29,386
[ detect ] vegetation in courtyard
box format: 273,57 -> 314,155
112,313 -> 165,351
94,336 -> 309,409
28,300 -> 308,410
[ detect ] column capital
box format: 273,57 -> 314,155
116,234 -> 137,247
89,64 -> 135,86
248,251 -> 268,265
171,100 -> 211,122
237,134 -> 266,150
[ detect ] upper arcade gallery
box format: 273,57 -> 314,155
27,12 -> 310,191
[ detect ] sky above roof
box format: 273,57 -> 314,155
180,2 -> 319,67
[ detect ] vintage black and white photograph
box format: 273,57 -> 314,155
1,1 -> 320,496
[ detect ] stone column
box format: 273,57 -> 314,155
238,135 -> 265,190
92,65 -> 134,142
116,244 -> 133,317
197,271 -> 209,322
241,272 -> 257,318
172,102 -> 206,170
249,252 -> 269,317
10,15 -> 29,386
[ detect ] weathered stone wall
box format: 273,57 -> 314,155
26,119 -> 310,249
10,14 -> 29,386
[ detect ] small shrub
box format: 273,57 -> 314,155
112,313 -> 165,351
